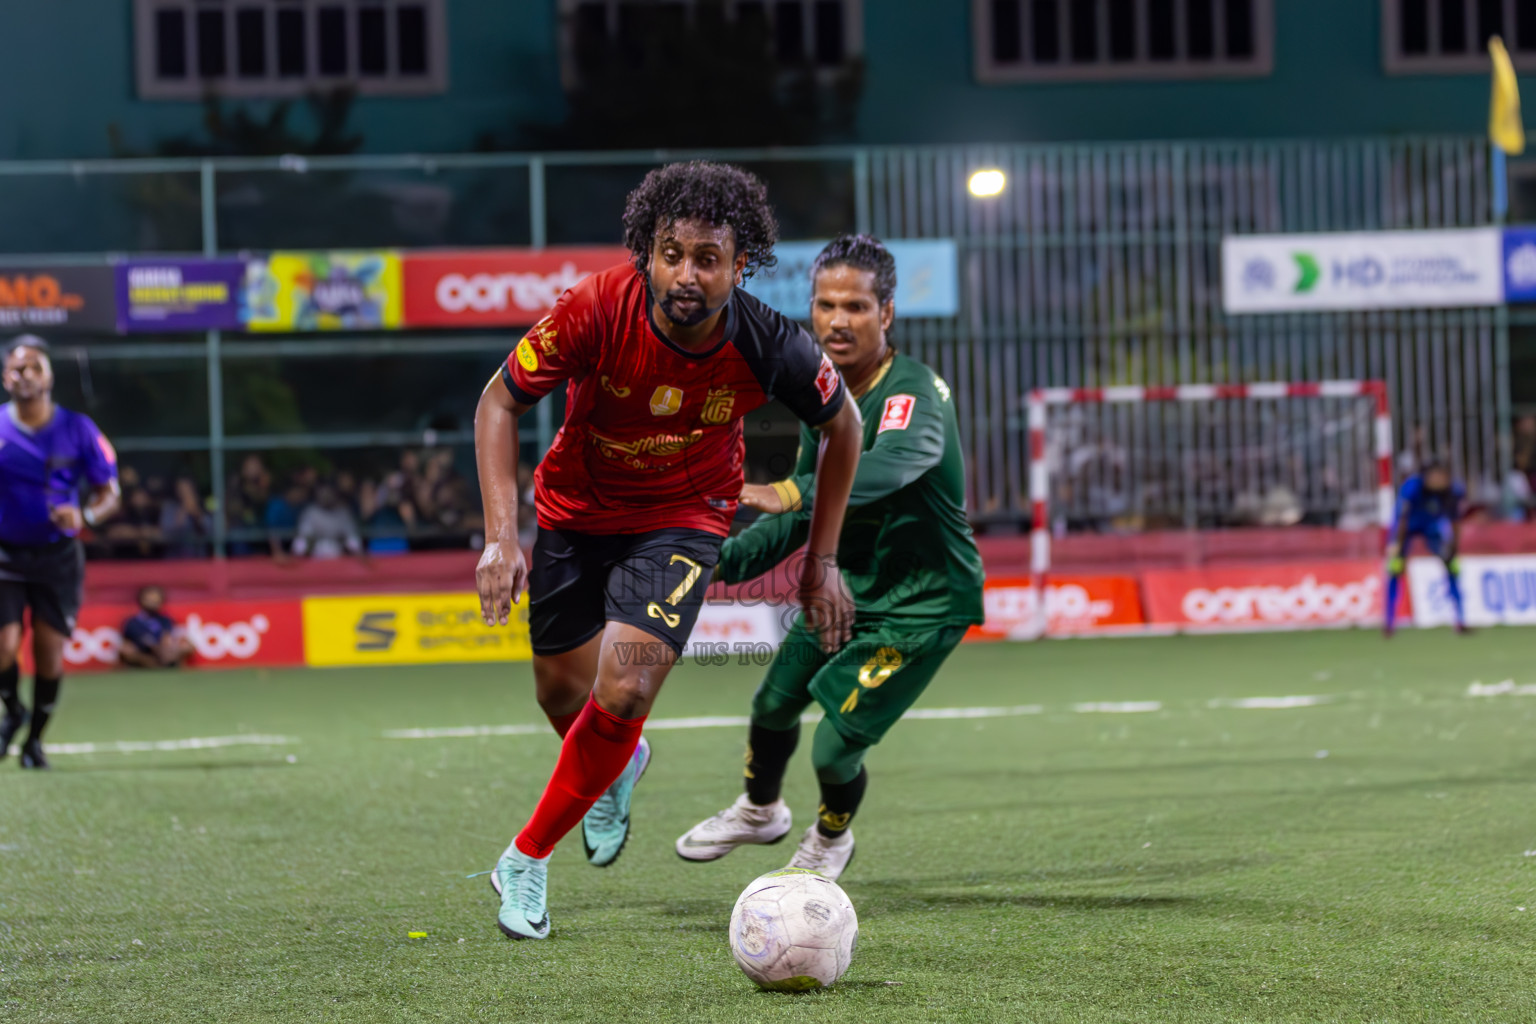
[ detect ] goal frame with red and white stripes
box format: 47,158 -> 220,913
1027,380 -> 1394,633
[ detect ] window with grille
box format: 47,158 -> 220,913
974,0 -> 1272,82
135,0 -> 447,99
1383,0 -> 1536,72
560,0 -> 862,85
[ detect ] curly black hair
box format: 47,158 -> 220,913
622,162 -> 779,280
812,234 -> 897,308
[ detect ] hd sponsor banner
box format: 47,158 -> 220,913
28,599 -> 305,673
116,259 -> 245,332
1141,562 -> 1385,630
302,592 -> 531,667
744,239 -> 960,318
1407,554 -> 1536,627
964,575 -> 1145,640
1222,228 -> 1503,313
402,247 -> 629,328
1502,227 -> 1536,302
244,251 -> 403,331
0,266 -> 117,332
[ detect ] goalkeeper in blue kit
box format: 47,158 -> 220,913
1384,462 -> 1467,635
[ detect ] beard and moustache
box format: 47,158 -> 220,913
657,285 -> 717,327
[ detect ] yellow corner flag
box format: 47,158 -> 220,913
1490,35 -> 1525,155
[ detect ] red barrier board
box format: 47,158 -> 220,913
966,575 -> 1144,640
26,600 -> 307,673
401,248 -> 629,328
1140,561 -> 1387,630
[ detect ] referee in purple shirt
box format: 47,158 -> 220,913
0,336 -> 120,769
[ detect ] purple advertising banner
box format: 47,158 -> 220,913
116,259 -> 245,332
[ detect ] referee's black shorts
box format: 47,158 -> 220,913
528,526 -> 723,657
0,537 -> 85,635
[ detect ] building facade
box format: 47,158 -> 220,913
0,1 -> 1521,161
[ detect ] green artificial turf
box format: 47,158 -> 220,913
4,629 -> 1536,1022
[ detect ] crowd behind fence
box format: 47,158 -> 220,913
1,137 -> 1522,555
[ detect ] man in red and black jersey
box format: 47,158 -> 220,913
474,162 -> 863,940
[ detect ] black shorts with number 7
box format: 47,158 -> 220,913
527,526 -> 724,657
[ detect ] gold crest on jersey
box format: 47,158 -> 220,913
650,385 -> 684,416
701,388 -> 736,425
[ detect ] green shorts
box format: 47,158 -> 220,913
755,616 -> 970,745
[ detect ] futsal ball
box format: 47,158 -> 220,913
728,868 -> 858,991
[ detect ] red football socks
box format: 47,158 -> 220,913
545,708 -> 582,738
515,698 -> 647,858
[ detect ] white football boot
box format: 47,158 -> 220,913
675,794 -> 792,862
784,824 -> 856,881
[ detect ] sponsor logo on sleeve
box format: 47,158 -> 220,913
515,337 -> 539,372
814,354 -> 840,404
877,394 -> 916,433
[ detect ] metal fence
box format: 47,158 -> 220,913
0,136 -> 1509,550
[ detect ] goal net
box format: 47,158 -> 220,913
1026,381 -> 1394,635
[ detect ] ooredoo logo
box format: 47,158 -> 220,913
435,264 -> 589,314
185,613 -> 270,660
66,626 -> 123,666
1180,575 -> 1379,625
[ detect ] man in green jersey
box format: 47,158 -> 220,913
675,235 -> 986,880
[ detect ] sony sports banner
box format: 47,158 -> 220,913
0,266 -> 117,332
402,247 -> 629,328
244,251 -> 403,331
964,575 -> 1144,640
16,599 -> 306,674
1222,228 -> 1503,313
116,259 -> 245,332
744,239 -> 960,318
1407,554 -> 1536,628
301,592 -> 531,667
1141,561 -> 1386,631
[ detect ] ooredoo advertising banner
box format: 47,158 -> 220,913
401,247 -> 629,328
0,266 -> 117,332
681,601 -> 788,661
1407,554 -> 1536,627
301,592 -> 531,667
964,575 -> 1144,639
51,600 -> 305,673
116,259 -> 245,332
244,251 -> 403,331
1222,228 -> 1503,313
1141,562 -> 1385,630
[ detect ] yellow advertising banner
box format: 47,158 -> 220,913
302,592 -> 531,667
244,251 -> 403,332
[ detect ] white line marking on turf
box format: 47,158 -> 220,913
5,734 -> 297,757
1208,695 -> 1332,709
1467,680 -> 1536,697
1072,701 -> 1162,714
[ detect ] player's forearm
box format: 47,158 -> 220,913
474,378 -> 523,545
85,482 -> 121,526
718,513 -> 809,584
803,401 -> 862,560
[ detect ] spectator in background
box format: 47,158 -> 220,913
292,483 -> 364,560
359,471 -> 416,555
105,467 -> 165,558
159,476 -> 211,558
118,585 -> 195,668
264,475 -> 310,556
517,462 -> 537,548
335,469 -> 360,515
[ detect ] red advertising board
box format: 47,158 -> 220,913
20,600 -> 306,673
965,575 -> 1144,640
1141,561 -> 1387,630
401,247 -> 629,328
